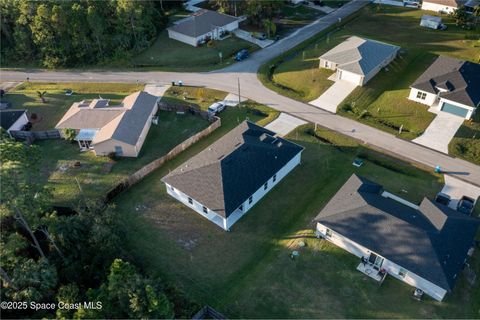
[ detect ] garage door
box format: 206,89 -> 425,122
338,70 -> 361,85
441,102 -> 468,118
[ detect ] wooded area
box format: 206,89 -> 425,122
0,130 -> 199,318
0,0 -> 182,68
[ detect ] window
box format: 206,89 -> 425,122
114,146 -> 123,156
203,206 -> 208,214
264,182 -> 268,190
248,196 -> 253,204
188,197 -> 193,205
273,174 -> 277,183
326,229 -> 332,237
398,268 -> 407,278
416,91 -> 427,100
239,205 -> 243,211
170,186 -> 175,192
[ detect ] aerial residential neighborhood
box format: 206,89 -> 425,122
0,0 -> 479,319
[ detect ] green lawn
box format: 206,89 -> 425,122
260,5 -> 480,139
449,112 -> 480,165
37,111 -> 210,206
104,121 -> 480,318
4,82 -> 143,130
274,4 -> 325,37
161,86 -> 229,111
132,30 -> 258,71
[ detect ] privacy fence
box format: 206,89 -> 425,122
10,129 -> 61,143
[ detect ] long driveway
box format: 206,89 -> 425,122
2,0 -> 480,187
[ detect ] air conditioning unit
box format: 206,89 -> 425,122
152,116 -> 159,125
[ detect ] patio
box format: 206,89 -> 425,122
357,261 -> 387,283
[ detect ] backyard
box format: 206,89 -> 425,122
260,5 -> 480,139
4,82 -> 143,131
107,121 -> 479,318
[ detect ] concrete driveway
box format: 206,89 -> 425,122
309,80 -> 357,113
265,113 -> 307,137
413,112 -> 464,154
441,175 -> 480,210
144,84 -> 170,97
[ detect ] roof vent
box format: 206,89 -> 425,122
259,133 -> 268,141
276,141 -> 283,147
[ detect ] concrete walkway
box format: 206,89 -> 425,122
233,29 -> 274,48
222,93 -> 248,107
265,113 -> 307,137
441,175 -> 480,210
413,112 -> 464,154
309,80 -> 357,113
144,84 -> 170,98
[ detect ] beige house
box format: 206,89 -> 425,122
421,0 -> 466,13
55,91 -> 159,157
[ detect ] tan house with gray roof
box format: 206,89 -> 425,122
319,36 -> 400,86
167,10 -> 239,47
55,91 -> 159,157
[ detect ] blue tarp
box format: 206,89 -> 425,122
75,129 -> 98,141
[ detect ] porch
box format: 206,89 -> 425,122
74,129 -> 98,151
357,256 -> 387,284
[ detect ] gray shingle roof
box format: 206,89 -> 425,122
411,56 -> 480,108
0,109 -> 26,131
320,36 -> 400,76
315,174 -> 480,291
168,10 -> 238,38
162,121 -> 304,218
423,0 -> 466,6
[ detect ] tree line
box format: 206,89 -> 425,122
0,130 -> 200,318
0,0 -> 182,68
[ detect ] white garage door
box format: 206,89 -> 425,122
338,70 -> 362,85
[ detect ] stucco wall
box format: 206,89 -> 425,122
7,112 -> 29,132
94,139 -> 138,157
319,59 -> 337,70
337,69 -> 363,86
316,223 -> 448,301
168,29 -> 198,47
408,88 -> 438,106
422,1 -> 457,13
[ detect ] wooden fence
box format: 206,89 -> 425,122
102,116 -> 221,203
10,129 -> 61,143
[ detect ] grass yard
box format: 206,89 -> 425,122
132,30 -> 258,71
4,82 -> 143,131
37,111 -> 210,206
260,5 -> 480,139
449,113 -> 480,165
105,120 -> 480,318
161,86 -> 229,111
274,4 -> 325,37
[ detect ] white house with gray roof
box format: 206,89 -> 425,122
167,10 -> 239,47
319,36 -> 400,86
55,91 -> 159,157
162,121 -> 304,231
408,56 -> 480,119
315,174 -> 479,301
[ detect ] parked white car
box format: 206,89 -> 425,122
207,102 -> 226,115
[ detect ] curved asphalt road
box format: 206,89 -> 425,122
2,0 -> 480,187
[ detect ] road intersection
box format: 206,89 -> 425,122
2,0 -> 479,186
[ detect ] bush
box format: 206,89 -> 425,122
62,128 -> 76,141
107,152 -> 119,161
30,113 -> 38,120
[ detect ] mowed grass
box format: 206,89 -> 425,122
37,111 -> 210,206
449,112 -> 480,165
5,82 -> 143,130
263,5 -> 479,139
104,121 -> 480,319
132,30 -> 258,71
161,86 -> 228,111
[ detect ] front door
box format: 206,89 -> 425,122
368,253 -> 384,270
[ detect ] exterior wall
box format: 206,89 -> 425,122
225,151 -> 303,229
7,112 -> 29,132
336,69 -> 363,86
165,183 -> 227,230
168,29 -> 198,47
168,20 -> 239,47
165,150 -> 303,231
319,58 -> 337,70
94,139 -> 138,157
316,223 -> 448,301
362,50 -> 398,85
438,98 -> 475,119
421,1 -> 457,13
408,88 -> 438,106
135,102 -> 158,155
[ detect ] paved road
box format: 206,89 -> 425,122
2,0 -> 480,187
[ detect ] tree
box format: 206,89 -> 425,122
86,259 -> 174,319
450,6 -> 470,28
263,19 -> 277,38
36,91 -> 47,103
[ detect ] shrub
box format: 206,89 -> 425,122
107,152 -> 119,161
63,128 -> 76,141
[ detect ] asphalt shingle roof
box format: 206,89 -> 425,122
320,36 -> 400,76
423,0 -> 466,6
411,56 -> 480,108
315,174 -> 480,291
0,109 -> 26,131
168,10 -> 238,38
162,121 -> 304,218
